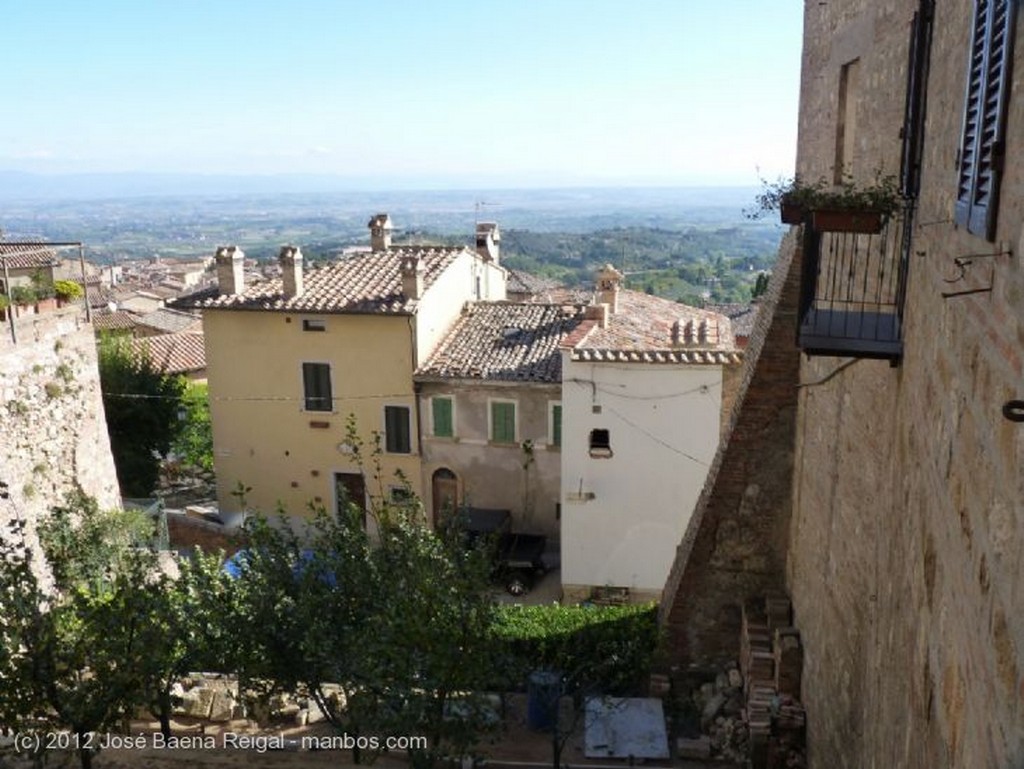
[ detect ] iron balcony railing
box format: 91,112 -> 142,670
797,205 -> 912,363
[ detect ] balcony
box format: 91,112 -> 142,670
797,208 -> 910,362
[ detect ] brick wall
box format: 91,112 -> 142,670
664,3 -> 1024,766
660,229 -> 802,665
786,2 -> 1024,766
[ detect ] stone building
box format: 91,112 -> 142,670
562,265 -> 742,602
172,216 -> 507,524
662,2 -> 1024,767
415,301 -> 585,538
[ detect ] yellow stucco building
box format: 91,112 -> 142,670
174,215 -> 505,524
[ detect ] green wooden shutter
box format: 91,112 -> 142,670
432,397 -> 453,437
385,406 -> 411,453
491,402 -> 515,443
552,404 -> 562,447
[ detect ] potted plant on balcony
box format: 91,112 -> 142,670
54,279 -> 84,307
747,175 -> 829,225
9,285 -> 37,316
30,270 -> 57,312
808,173 -> 901,234
749,173 -> 901,233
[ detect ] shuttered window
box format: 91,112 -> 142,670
302,363 -> 332,412
551,404 -> 562,448
384,406 -> 411,454
432,397 -> 453,438
955,0 -> 1016,240
490,401 -> 516,444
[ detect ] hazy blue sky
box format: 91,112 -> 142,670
2,1 -> 803,187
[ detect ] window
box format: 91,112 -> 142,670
490,401 -> 516,444
384,405 -> 412,454
955,0 -> 1017,241
589,428 -> 612,458
432,396 -> 454,438
550,403 -> 562,448
389,486 -> 416,511
833,59 -> 860,183
302,362 -> 332,412
302,318 -> 326,332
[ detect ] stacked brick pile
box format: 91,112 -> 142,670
740,595 -> 807,769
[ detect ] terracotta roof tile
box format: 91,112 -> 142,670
705,301 -> 761,338
171,246 -> 465,314
568,289 -> 741,365
0,243 -> 59,269
416,302 -> 587,383
130,332 -> 206,375
91,311 -> 140,332
506,269 -> 562,296
135,307 -> 202,334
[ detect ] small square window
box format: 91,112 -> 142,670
302,319 -> 326,332
589,428 -> 612,458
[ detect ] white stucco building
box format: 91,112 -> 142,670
559,266 -> 742,602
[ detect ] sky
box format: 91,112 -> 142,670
2,1 -> 804,188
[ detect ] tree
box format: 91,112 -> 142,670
752,271 -> 770,299
97,334 -> 186,496
0,493 -> 165,769
172,382 -> 214,472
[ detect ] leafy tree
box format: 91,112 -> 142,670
752,271 -> 770,298
98,333 -> 186,496
135,548 -> 237,739
0,493 -> 163,769
172,381 -> 214,472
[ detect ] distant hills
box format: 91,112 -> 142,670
0,170 -> 759,210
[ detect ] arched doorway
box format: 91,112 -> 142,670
431,468 -> 458,527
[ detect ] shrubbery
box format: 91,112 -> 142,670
492,602 -> 659,695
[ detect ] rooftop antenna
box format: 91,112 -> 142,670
474,199 -> 500,225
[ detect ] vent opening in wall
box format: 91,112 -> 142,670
302,319 -> 326,332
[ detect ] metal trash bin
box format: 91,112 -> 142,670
526,670 -> 561,731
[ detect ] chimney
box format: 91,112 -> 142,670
279,245 -> 303,299
584,303 -> 610,329
596,264 -> 623,314
672,319 -> 695,346
475,222 -> 500,263
368,213 -> 393,252
400,255 -> 425,300
215,245 -> 245,296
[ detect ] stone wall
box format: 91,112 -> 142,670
664,3 -> 1024,766
0,308 -> 121,560
787,2 -> 1024,767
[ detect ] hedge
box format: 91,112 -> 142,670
490,602 -> 659,695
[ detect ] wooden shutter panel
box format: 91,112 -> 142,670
491,402 -> 515,443
552,405 -> 562,447
432,397 -> 453,437
956,0 -> 1016,240
900,2 -> 934,197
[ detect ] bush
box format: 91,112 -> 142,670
491,602 -> 659,695
54,279 -> 84,300
9,285 -> 36,306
